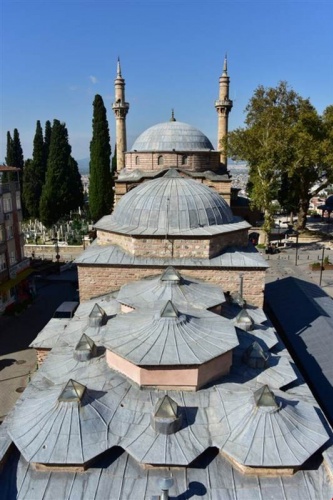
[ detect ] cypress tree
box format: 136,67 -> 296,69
23,121 -> 46,218
68,156 -> 84,211
39,120 -> 84,226
39,120 -> 72,227
44,120 -> 52,166
3,132 -> 15,182
89,94 -> 112,222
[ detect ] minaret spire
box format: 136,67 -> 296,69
117,57 -> 122,77
215,55 -> 233,168
112,58 -> 129,171
223,54 -> 228,75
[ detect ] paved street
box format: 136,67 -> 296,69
0,270 -> 78,421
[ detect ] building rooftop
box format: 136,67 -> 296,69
95,170 -> 246,236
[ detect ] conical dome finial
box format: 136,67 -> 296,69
117,57 -> 122,77
223,54 -> 228,75
170,109 -> 176,122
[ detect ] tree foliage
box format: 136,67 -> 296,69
39,120 -> 83,227
227,82 -> 332,232
4,129 -> 24,183
23,120 -> 47,219
89,94 -> 113,222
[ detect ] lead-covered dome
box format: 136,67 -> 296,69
95,170 -> 249,236
131,121 -> 214,152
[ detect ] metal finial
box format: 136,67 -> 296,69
117,57 -> 122,77
223,53 -> 228,75
170,109 -> 176,122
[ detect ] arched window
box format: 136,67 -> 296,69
135,155 -> 140,165
157,155 -> 164,166
181,155 -> 188,165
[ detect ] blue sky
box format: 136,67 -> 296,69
1,0 -> 333,161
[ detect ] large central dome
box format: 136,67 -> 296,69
95,170 -> 249,236
131,121 -> 214,152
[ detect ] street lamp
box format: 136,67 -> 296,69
52,238 -> 60,265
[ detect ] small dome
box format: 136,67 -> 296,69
97,170 -> 238,236
131,121 -> 214,151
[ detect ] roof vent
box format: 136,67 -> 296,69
151,395 -> 182,435
88,303 -> 107,327
243,341 -> 269,369
163,169 -> 181,178
58,379 -> 86,403
235,308 -> 254,331
160,266 -> 181,283
254,385 -> 279,410
230,291 -> 246,308
160,300 -> 179,318
74,334 -> 97,362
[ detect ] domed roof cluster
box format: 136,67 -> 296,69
96,170 -> 249,236
131,120 -> 214,152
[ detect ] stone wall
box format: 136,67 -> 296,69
125,151 -> 220,172
78,265 -> 266,307
97,230 -> 249,259
36,348 -> 50,368
24,244 -> 84,261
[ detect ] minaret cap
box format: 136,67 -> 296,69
223,54 -> 228,75
117,57 -> 122,78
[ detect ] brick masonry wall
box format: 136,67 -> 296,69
36,348 -> 50,368
78,265 -> 266,308
124,151 -> 220,172
97,230 -> 249,259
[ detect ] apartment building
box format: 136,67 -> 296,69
0,166 -> 31,313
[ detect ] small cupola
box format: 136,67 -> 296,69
74,334 -> 97,362
243,341 -> 269,369
160,300 -> 179,318
58,379 -> 86,404
254,385 -> 279,411
151,395 -> 183,435
88,303 -> 107,327
160,266 -> 181,284
234,308 -> 254,331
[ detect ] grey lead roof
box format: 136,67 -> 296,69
130,121 -> 214,152
1,448 -> 332,500
101,305 -> 238,365
265,277 -> 333,426
95,170 -> 245,236
220,385 -> 328,467
75,241 -> 269,269
116,268 -> 225,310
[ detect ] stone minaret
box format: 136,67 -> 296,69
112,58 -> 129,170
215,55 -> 233,167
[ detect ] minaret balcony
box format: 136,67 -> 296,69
112,101 -> 130,111
215,99 -> 233,108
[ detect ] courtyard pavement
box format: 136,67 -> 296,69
0,270 -> 78,422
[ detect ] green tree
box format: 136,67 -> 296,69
89,94 -> 113,222
44,120 -> 52,166
4,129 -> 24,183
68,156 -> 84,211
40,120 -> 82,227
23,120 -> 46,219
227,82 -> 332,233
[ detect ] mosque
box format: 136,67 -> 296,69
0,59 -> 332,499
